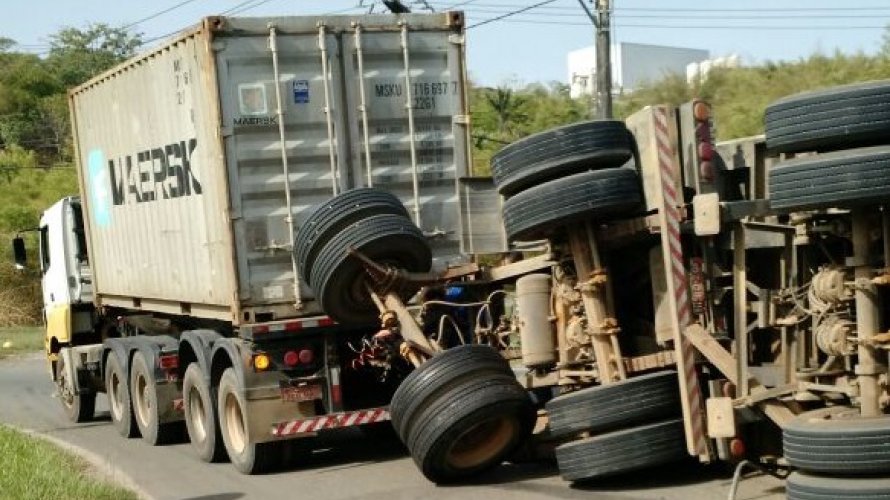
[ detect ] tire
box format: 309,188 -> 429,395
545,371 -> 680,437
783,411 -> 890,476
309,213 -> 431,324
404,374 -> 535,483
765,80 -> 890,154
491,120 -> 635,196
217,367 -> 280,474
390,344 -> 515,441
56,350 -> 95,423
295,188 -> 408,285
555,419 -> 688,482
105,353 -> 139,438
130,353 -> 179,445
501,167 -> 643,241
183,363 -> 227,462
786,472 -> 890,500
769,146 -> 890,212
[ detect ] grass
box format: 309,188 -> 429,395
0,425 -> 137,500
0,326 -> 44,358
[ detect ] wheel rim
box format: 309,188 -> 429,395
188,385 -> 207,443
224,391 -> 246,454
57,359 -> 75,410
109,370 -> 123,421
133,373 -> 150,428
445,416 -> 518,470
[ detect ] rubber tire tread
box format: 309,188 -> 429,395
183,363 -> 227,462
555,419 -> 688,482
105,353 -> 139,438
57,354 -> 95,423
769,146 -> 890,212
783,413 -> 890,475
765,80 -> 890,154
390,345 -> 514,440
786,472 -> 890,500
295,188 -> 408,285
405,375 -> 534,483
491,120 -> 635,196
310,213 -> 431,324
502,167 -> 643,241
545,371 -> 681,437
130,353 -> 179,446
217,368 -> 281,474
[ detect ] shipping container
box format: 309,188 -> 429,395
69,13 -> 471,325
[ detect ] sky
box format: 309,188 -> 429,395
1,0 -> 888,86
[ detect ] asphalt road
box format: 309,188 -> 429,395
0,353 -> 786,500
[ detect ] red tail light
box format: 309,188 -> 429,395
283,350 -> 299,367
158,354 -> 179,370
298,349 -> 314,365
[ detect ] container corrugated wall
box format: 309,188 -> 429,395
71,24 -> 237,320
70,14 -> 470,325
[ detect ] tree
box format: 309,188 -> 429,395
0,37 -> 15,53
46,23 -> 143,87
485,87 -> 527,138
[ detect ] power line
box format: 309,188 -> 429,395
466,0 -> 557,29
468,17 -> 890,29
430,1 -> 890,12
122,0 -> 204,30
459,6 -> 890,19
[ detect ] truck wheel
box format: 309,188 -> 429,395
765,80 -> 890,154
183,363 -> 227,462
404,374 -> 534,483
309,213 -> 432,324
783,410 -> 890,476
769,146 -> 890,212
105,353 -> 139,438
56,351 -> 95,423
390,344 -> 514,440
555,419 -> 687,482
545,371 -> 681,438
295,188 -> 408,284
786,472 -> 890,500
502,167 -> 643,241
130,353 -> 179,445
217,368 -> 280,474
491,120 -> 635,197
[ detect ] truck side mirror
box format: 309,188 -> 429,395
12,237 -> 26,269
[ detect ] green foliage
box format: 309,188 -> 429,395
0,425 -> 137,499
614,50 -> 890,140
47,23 -> 143,87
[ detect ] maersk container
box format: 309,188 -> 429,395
69,13 -> 473,325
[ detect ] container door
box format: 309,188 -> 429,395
217,30 -> 350,310
342,27 -> 470,271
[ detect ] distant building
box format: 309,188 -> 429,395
687,55 -> 741,85
568,42 -> 710,98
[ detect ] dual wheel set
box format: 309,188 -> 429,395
102,351 -> 275,473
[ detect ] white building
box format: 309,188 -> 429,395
687,54 -> 741,85
568,42 -> 710,98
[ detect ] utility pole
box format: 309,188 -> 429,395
595,0 -> 612,119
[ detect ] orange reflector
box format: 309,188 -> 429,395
693,100 -> 711,121
253,353 -> 271,371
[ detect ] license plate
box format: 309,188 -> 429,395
280,383 -> 322,403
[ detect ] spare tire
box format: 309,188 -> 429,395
786,472 -> 890,500
546,371 -> 680,437
555,419 -> 688,482
783,410 -> 890,476
769,146 -> 890,212
295,188 -> 408,285
491,120 -> 635,197
502,167 -> 643,241
765,80 -> 890,154
309,213 -> 431,324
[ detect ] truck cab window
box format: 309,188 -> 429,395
71,201 -> 89,263
38,225 -> 50,273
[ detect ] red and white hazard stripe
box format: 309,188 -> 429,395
271,408 -> 390,437
653,108 -> 708,459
